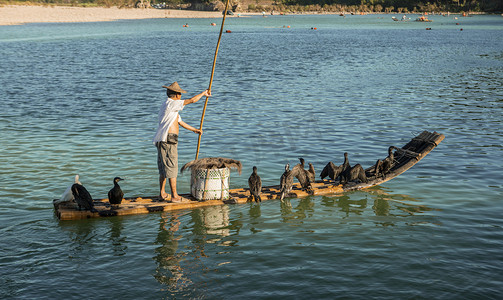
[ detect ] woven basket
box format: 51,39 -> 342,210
191,167 -> 230,201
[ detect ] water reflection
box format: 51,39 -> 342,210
153,211 -> 191,290
248,202 -> 262,234
58,216 -> 127,259
58,219 -> 97,258
190,206 -> 231,245
153,206 -> 232,293
332,195 -> 368,216
365,187 -> 438,217
280,196 -> 315,224
150,186 -> 439,292
202,206 -> 230,237
248,202 -> 261,219
278,191 -> 429,223
372,196 -> 390,216
107,217 -> 127,256
315,186 -> 439,224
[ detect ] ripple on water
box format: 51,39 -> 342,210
0,15 -> 502,299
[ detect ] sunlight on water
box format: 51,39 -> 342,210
0,14 -> 502,299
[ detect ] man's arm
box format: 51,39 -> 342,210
179,120 -> 202,134
183,89 -> 211,106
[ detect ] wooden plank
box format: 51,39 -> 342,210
54,182 -> 344,220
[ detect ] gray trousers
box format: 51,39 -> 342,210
156,134 -> 178,178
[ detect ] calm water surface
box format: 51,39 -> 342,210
0,14 -> 502,299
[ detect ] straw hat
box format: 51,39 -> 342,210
162,81 -> 187,93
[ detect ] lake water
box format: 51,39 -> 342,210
0,13 -> 502,299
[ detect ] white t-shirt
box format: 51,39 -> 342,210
152,98 -> 185,144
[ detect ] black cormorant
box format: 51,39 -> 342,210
375,146 -> 396,177
340,163 -> 368,184
71,179 -> 97,212
320,162 -> 344,181
280,163 -> 294,201
341,152 -> 350,174
320,162 -> 333,180
108,177 -> 125,206
248,166 -> 262,202
381,146 -> 396,173
307,163 -> 316,183
291,158 -> 313,193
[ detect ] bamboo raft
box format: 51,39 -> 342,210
53,131 -> 444,220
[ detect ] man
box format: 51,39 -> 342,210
153,81 -> 211,202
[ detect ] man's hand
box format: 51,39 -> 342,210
184,89 -> 211,105
194,129 -> 203,135
202,89 -> 211,97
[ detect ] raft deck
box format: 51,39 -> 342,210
54,131 -> 444,220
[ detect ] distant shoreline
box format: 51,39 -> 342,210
0,5 -> 492,26
0,5 -> 224,26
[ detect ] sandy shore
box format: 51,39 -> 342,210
0,5 -> 224,26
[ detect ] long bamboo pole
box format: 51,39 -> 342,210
195,0 -> 231,160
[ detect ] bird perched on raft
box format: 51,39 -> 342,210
279,163 -> 294,201
291,158 -> 314,194
319,153 -> 349,182
375,146 -> 397,177
339,163 -> 368,185
108,177 -> 125,207
320,161 -> 334,180
53,174 -> 79,209
338,152 -> 368,184
320,161 -> 343,181
181,157 -> 242,174
248,166 -> 262,202
71,177 -> 97,212
307,163 -> 316,183
321,152 -> 367,185
341,152 -> 350,175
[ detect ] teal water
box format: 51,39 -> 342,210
0,14 -> 502,298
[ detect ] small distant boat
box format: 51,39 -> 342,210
416,16 -> 433,22
392,16 -> 410,22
